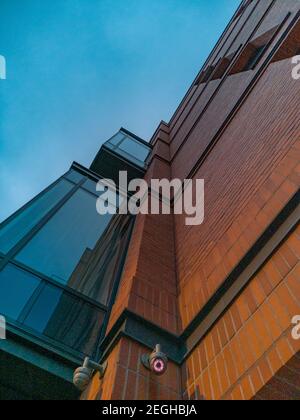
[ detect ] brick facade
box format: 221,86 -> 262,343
83,0 -> 300,400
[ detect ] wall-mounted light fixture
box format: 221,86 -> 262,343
73,357 -> 108,391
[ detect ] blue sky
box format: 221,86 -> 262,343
0,0 -> 240,222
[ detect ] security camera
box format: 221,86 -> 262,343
73,357 -> 108,391
141,344 -> 168,376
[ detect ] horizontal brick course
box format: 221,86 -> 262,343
182,230 -> 300,400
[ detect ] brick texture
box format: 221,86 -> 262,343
83,338 -> 182,400
181,229 -> 300,400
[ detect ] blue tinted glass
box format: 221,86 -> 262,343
118,137 -> 150,162
0,179 -> 74,254
64,170 -> 85,184
83,178 -> 100,195
83,178 -> 125,207
107,132 -> 125,146
23,284 -> 62,333
16,188 -> 113,286
0,264 -> 40,319
24,284 -> 105,356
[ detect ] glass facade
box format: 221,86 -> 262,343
0,179 -> 74,254
0,264 -> 40,320
0,168 -> 134,359
105,131 -> 151,168
16,188 -> 113,287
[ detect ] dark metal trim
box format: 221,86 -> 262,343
4,321 -> 84,365
99,310 -> 183,364
101,145 -> 149,173
7,258 -> 108,311
0,174 -> 70,230
0,179 -> 84,272
120,127 -> 152,148
96,215 -> 136,360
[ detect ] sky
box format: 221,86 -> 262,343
0,0 -> 240,222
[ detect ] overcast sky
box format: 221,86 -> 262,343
0,0 -> 240,222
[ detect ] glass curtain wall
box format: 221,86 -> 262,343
0,168 -> 133,359
104,131 -> 151,168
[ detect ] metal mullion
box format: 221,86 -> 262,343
6,319 -> 86,363
61,175 -> 80,187
114,135 -> 126,148
6,259 -> 108,312
17,281 -> 46,324
0,179 -> 85,272
96,215 -> 135,359
117,149 -> 143,167
0,175 -> 67,231
72,160 -> 133,199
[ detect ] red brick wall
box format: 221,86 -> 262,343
83,338 -> 182,400
182,228 -> 300,400
175,57 -> 300,328
252,352 -> 300,400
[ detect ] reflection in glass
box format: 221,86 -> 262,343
0,179 -> 74,254
0,264 -> 40,319
24,284 -> 105,356
68,214 -> 133,306
16,188 -> 113,286
105,132 -> 151,168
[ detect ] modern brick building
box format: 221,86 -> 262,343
0,0 -> 299,400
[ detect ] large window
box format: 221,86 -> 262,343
0,178 -> 74,254
16,188 -> 113,288
23,283 -> 105,356
0,264 -> 40,319
0,264 -> 105,357
0,167 -> 134,359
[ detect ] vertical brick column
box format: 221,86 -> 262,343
83,122 -> 182,400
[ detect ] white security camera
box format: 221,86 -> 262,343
141,344 -> 168,376
73,357 -> 108,391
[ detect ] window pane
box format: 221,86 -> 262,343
119,137 -> 150,162
82,178 -> 98,195
0,264 -> 40,320
83,178 -> 125,207
107,132 -> 125,146
24,284 -> 105,356
0,179 -> 74,254
64,169 -> 85,184
16,188 -> 113,286
69,214 -> 133,306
